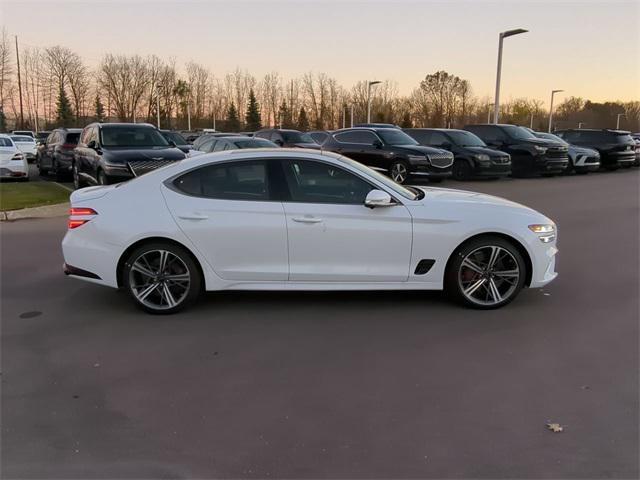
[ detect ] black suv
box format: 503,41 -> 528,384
464,124 -> 568,177
404,128 -> 511,180
254,129 -> 320,149
73,123 -> 186,188
36,128 -> 82,180
321,127 -> 453,184
554,129 -> 636,169
160,130 -> 192,155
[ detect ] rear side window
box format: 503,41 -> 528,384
65,132 -> 80,144
405,130 -> 431,144
0,138 -> 13,147
173,161 -> 269,201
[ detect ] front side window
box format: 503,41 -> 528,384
502,125 -> 536,141
213,140 -> 227,152
334,130 -> 378,145
447,131 -> 486,147
282,131 -> 315,144
200,138 -> 217,153
173,161 -> 269,201
281,159 -> 375,205
377,129 -> 418,146
100,126 -> 169,148
428,132 -> 449,146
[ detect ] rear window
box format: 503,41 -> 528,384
65,133 -> 81,144
0,138 -> 14,147
101,126 -> 169,147
233,139 -> 277,149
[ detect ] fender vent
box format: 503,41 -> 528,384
414,259 -> 435,275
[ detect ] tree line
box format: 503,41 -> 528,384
1,28 -> 639,133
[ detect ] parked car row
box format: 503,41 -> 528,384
0,134 -> 29,181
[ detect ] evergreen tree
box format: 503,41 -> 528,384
297,106 -> 309,131
227,102 -> 241,132
278,100 -> 293,128
94,94 -> 105,122
245,89 -> 262,131
400,112 -> 413,128
56,85 -> 74,126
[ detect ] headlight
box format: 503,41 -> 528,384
11,153 -> 24,161
407,154 -> 427,162
474,154 -> 490,162
533,145 -> 547,154
529,224 -> 556,243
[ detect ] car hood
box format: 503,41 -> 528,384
523,138 -> 565,148
465,146 -> 508,157
415,186 -> 532,209
103,147 -> 186,164
394,144 -> 450,155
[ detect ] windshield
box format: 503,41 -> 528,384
502,125 -> 537,140
282,131 -> 315,143
11,136 -> 34,143
162,131 -> 188,145
535,132 -> 567,144
447,131 -> 486,147
66,133 -> 81,144
378,129 -> 419,146
337,155 -> 418,200
0,138 -> 14,147
101,126 -> 170,148
234,139 -> 277,148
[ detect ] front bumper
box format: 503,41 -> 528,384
602,151 -> 636,167
534,154 -> 569,173
411,165 -> 452,179
474,160 -> 511,177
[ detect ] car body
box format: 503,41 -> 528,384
72,123 -> 186,188
532,131 -> 600,173
0,134 -> 29,181
254,129 -> 321,149
404,128 -> 511,180
632,134 -> 640,166
10,135 -> 37,163
36,128 -> 82,180
307,130 -> 331,145
189,135 -> 278,157
62,149 -> 558,314
35,131 -> 51,144
464,124 -> 569,177
11,130 -> 35,138
554,129 -> 636,169
354,123 -> 400,129
160,130 -> 193,155
321,127 -> 454,184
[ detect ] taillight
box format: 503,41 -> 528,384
68,207 -> 97,229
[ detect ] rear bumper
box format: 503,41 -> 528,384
0,162 -> 28,178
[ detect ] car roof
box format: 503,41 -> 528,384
92,122 -> 156,128
556,128 -> 630,133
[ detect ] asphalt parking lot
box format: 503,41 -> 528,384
2,170 -> 638,478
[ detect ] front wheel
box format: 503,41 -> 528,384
445,236 -> 527,309
123,243 -> 202,314
452,159 -> 473,181
389,160 -> 410,184
72,162 -> 85,189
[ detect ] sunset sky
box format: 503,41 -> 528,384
2,0 -> 639,106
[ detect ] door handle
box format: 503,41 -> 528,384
292,216 -> 323,224
178,213 -> 209,220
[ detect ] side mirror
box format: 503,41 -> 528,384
274,139 -> 284,146
87,140 -> 98,150
168,140 -> 177,147
373,139 -> 383,149
364,189 -> 396,208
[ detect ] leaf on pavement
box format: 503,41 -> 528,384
547,423 -> 564,432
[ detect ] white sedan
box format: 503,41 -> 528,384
62,149 -> 558,314
11,135 -> 37,162
0,134 -> 29,180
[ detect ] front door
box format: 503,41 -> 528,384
162,159 -> 288,281
279,158 -> 413,282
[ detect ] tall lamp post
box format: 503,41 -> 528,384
494,28 -> 528,124
367,80 -> 381,123
616,113 -> 625,129
548,89 -> 563,132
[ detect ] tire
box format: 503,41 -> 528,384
72,162 -> 85,189
389,160 -> 410,184
97,170 -> 110,185
452,159 -> 473,181
445,235 -> 527,309
123,242 -> 202,314
53,160 -> 66,182
37,157 -> 49,176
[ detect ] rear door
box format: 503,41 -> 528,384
162,159 -> 288,281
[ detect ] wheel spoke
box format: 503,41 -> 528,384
158,251 -> 169,274
464,278 -> 486,296
488,279 -> 502,303
493,269 -> 519,278
161,283 -> 177,307
487,246 -> 501,269
164,273 -> 190,281
131,262 -> 156,279
137,282 -> 160,301
462,258 -> 484,274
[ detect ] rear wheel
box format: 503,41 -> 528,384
72,162 -> 84,189
53,160 -> 66,182
389,160 -> 410,184
452,159 -> 473,181
123,243 -> 201,314
445,236 -> 526,309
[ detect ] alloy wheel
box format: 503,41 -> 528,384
390,162 -> 408,183
458,245 -> 520,306
128,250 -> 191,311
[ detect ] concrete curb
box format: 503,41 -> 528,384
1,203 -> 69,222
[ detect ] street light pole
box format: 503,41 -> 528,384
616,113 -> 625,129
367,80 -> 381,123
493,28 -> 528,124
548,89 -> 563,132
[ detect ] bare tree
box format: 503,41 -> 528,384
0,27 -> 13,115
186,62 -> 210,125
98,54 -> 150,121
